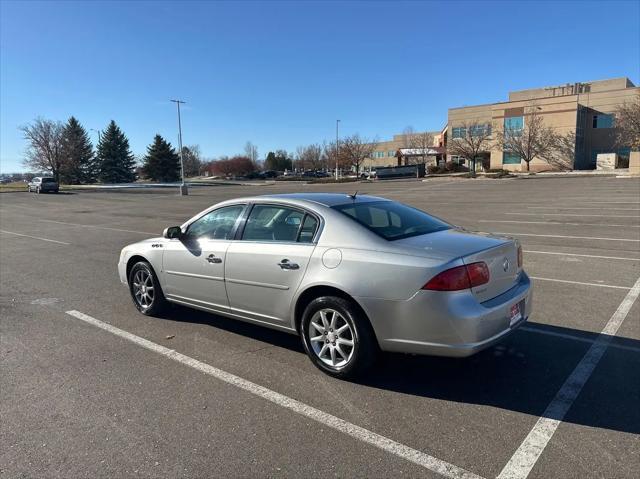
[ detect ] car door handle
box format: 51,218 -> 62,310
206,254 -> 222,264
278,259 -> 299,270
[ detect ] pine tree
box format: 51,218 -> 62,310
59,117 -> 94,184
95,120 -> 136,183
142,134 -> 181,182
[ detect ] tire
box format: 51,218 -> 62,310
128,261 -> 167,316
300,296 -> 378,379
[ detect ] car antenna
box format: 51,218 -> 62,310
348,191 -> 358,200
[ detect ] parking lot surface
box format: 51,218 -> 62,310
1,176 -> 639,478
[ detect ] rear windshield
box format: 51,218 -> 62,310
332,200 -> 450,241
41,178 -> 56,183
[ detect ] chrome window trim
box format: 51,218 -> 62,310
179,203 -> 249,241
236,201 -> 324,244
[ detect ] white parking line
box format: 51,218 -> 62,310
519,326 -> 640,354
524,250 -> 639,261
495,232 -> 640,242
40,219 -> 156,235
497,276 -> 640,479
530,276 -> 631,290
506,213 -> 639,218
0,230 -> 70,245
527,206 -> 640,211
479,220 -> 640,228
65,310 -> 483,479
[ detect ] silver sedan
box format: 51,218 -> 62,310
118,193 -> 532,378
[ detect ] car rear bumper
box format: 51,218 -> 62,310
356,272 -> 533,357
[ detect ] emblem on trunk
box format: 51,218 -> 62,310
503,258 -> 510,272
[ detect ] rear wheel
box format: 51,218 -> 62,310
300,296 -> 378,379
128,261 -> 167,316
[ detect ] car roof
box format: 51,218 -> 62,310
260,193 -> 389,207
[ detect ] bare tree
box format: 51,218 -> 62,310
401,126 -> 415,148
20,118 -> 65,181
297,144 -> 326,171
447,120 -> 492,176
615,92 -> 640,150
408,131 -> 435,164
340,134 -> 377,175
494,105 -> 556,172
542,131 -> 576,171
244,141 -> 259,164
181,145 -> 203,177
295,146 -> 306,171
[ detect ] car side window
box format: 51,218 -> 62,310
298,215 -> 318,243
184,205 -> 244,240
242,205 -> 312,242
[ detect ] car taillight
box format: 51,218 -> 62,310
422,262 -> 490,291
517,244 -> 523,268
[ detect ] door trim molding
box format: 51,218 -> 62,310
165,270 -> 224,282
226,277 -> 289,290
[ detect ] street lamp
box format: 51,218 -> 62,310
336,119 -> 340,180
170,99 -> 188,196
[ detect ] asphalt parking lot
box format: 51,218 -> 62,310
1,176 -> 639,478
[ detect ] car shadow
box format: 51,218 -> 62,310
160,304 -> 639,436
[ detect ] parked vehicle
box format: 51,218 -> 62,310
27,177 -> 59,194
243,171 -> 262,180
118,193 -> 532,378
376,164 -> 424,179
261,170 -> 279,178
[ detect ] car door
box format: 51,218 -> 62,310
225,204 -> 320,326
161,204 -> 246,313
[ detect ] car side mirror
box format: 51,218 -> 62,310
163,226 -> 182,239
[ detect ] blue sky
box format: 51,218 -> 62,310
1,0 -> 639,173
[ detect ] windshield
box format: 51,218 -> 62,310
41,178 -> 56,183
332,200 -> 451,241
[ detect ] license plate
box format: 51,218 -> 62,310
509,302 -> 522,327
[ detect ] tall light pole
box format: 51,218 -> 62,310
335,119 -> 340,180
170,99 -> 188,196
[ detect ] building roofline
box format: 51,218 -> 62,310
448,77 -> 637,112
508,76 -> 635,95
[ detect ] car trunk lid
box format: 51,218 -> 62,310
462,240 -> 520,302
394,228 -> 520,301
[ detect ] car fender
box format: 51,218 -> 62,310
120,238 -> 166,286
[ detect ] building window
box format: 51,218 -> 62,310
387,150 -> 395,157
592,114 -> 614,128
504,116 -> 524,132
503,151 -> 521,165
452,127 -> 466,139
469,124 -> 491,137
451,156 -> 466,165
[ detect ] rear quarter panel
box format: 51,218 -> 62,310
291,245 -> 463,327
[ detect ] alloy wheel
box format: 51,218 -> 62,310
132,269 -> 155,309
307,308 -> 355,368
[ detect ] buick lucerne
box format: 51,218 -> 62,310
118,194 -> 532,378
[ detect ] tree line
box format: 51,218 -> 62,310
20,117 -> 205,183
21,116 -> 381,182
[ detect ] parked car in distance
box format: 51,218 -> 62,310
260,170 -> 279,178
118,193 -> 532,379
243,171 -> 262,180
27,177 -> 59,193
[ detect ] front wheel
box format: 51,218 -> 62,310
128,261 -> 167,316
300,296 -> 378,379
